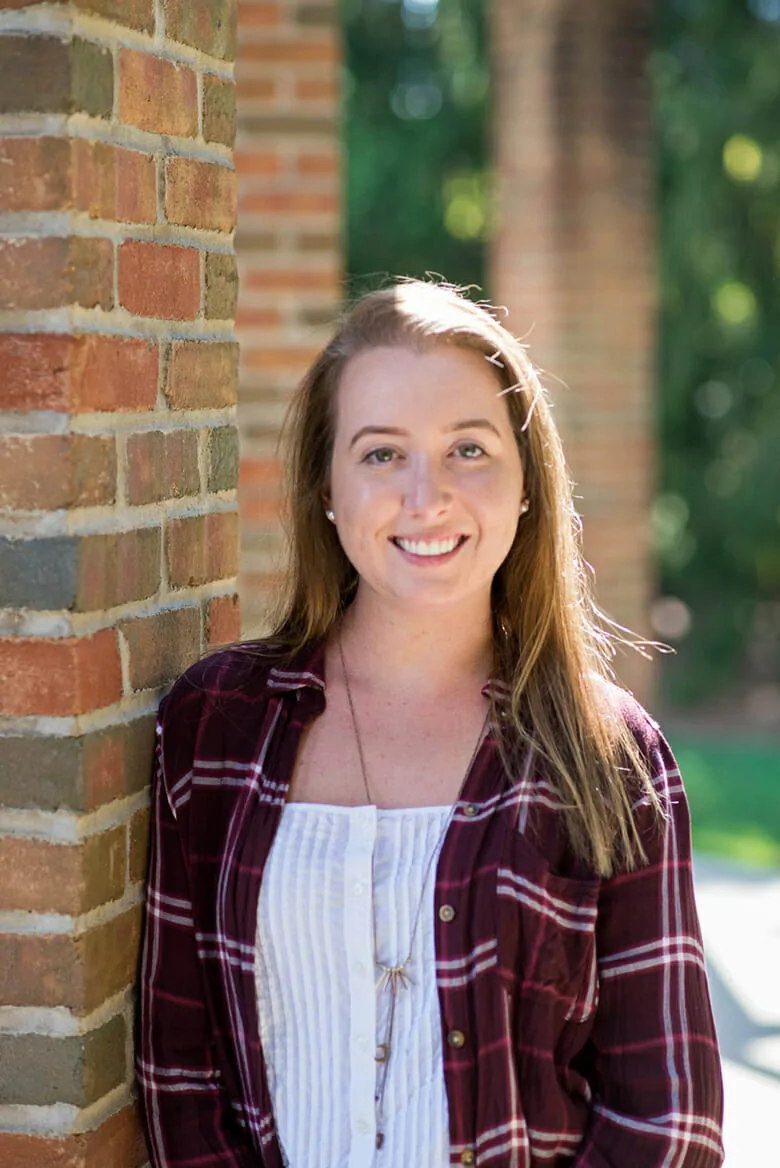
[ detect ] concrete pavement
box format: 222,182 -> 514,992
693,855 -> 780,1166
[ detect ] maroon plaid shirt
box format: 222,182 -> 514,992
137,640 -> 724,1167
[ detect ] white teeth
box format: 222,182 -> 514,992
395,536 -> 461,557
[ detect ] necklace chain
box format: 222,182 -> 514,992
337,630 -> 488,1152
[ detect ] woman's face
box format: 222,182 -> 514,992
327,343 -> 525,616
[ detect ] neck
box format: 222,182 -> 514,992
337,586 -> 493,697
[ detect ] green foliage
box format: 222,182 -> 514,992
670,733 -> 780,866
653,0 -> 780,705
343,0 -> 488,296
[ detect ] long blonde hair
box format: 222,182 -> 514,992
269,280 -> 659,876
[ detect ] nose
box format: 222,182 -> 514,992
403,456 -> 451,516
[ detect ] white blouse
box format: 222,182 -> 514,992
255,801 -> 452,1168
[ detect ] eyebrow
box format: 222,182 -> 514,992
348,418 -> 502,449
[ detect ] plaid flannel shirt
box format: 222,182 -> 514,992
137,640 -> 724,1167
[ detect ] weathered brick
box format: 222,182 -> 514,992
238,2 -> 281,28
127,430 -> 200,505
71,334 -> 159,412
0,236 -> 114,312
203,74 -> 236,147
165,157 -> 237,232
0,536 -> 77,609
82,716 -> 155,809
240,38 -> 338,64
240,190 -> 336,215
166,0 -> 237,60
0,137 -> 70,211
118,241 -> 201,320
118,49 -> 198,137
0,36 -> 112,117
165,340 -> 238,408
0,829 -> 125,914
76,527 -> 161,610
0,1017 -> 125,1107
167,511 -> 238,589
0,334 -> 158,413
204,252 -> 239,320
122,606 -> 200,691
0,735 -> 84,811
205,592 -> 241,647
74,0 -> 154,32
81,905 -> 142,1011
129,806 -> 150,884
0,434 -> 116,510
0,1104 -> 139,1168
207,425 -> 239,492
0,934 -> 81,1008
74,140 -> 157,224
0,630 -> 122,717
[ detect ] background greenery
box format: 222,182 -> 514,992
343,0 -> 780,863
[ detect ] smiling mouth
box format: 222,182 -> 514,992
390,535 -> 468,558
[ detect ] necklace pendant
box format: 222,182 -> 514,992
376,960 -> 413,994
375,1042 -> 389,1063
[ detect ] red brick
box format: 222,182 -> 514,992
118,241 -> 201,320
0,434 -> 115,510
244,267 -> 337,291
0,830 -> 125,914
243,343 -> 321,370
0,934 -> 81,1009
0,334 -> 158,413
76,528 -> 161,610
167,511 -> 238,588
118,49 -> 198,136
71,334 -> 159,412
127,429 -> 200,504
295,77 -> 338,102
0,1106 -> 137,1168
234,149 -> 281,176
165,157 -> 237,233
238,2 -> 281,28
241,39 -> 338,64
239,190 -> 337,214
0,137 -> 70,211
82,716 -> 155,810
205,592 -> 241,647
236,75 -> 277,101
0,236 -> 113,311
0,630 -> 122,716
73,139 -> 157,224
297,150 -> 338,176
122,606 -> 201,690
235,305 -> 282,328
165,340 -> 238,408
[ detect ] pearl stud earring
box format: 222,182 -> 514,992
519,499 -> 530,514
325,509 -> 336,523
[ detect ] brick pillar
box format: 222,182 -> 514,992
234,0 -> 342,632
489,0 -> 655,700
0,3 -> 239,1164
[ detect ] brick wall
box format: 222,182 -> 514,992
0,2 -> 239,1163
489,0 -> 656,700
234,0 -> 342,633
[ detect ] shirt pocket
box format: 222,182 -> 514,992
496,826 -> 600,1025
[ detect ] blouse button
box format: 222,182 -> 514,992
447,1028 -> 466,1048
438,904 -> 456,923
460,1150 -> 476,1165
462,803 -> 478,818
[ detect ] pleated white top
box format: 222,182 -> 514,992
255,802 -> 452,1168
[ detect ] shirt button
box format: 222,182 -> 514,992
438,904 -> 456,923
448,1028 -> 466,1048
460,1150 -> 476,1165
355,1119 -> 370,1135
352,881 -> 364,896
462,803 -> 478,818
354,960 -> 366,976
356,1034 -> 369,1052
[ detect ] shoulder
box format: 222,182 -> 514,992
158,639 -> 281,726
588,674 -> 667,759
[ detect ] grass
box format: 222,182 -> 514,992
667,734 -> 780,868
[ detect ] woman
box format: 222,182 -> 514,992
137,280 -> 724,1167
